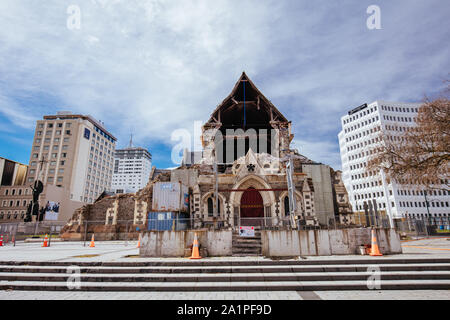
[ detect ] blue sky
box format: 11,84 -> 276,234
0,0 -> 449,170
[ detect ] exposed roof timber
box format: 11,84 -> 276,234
207,72 -> 288,124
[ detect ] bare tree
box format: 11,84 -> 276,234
367,91 -> 449,191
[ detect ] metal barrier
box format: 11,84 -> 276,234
0,221 -> 66,246
7,213 -> 439,246
394,217 -> 450,238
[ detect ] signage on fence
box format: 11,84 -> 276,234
44,201 -> 60,221
239,226 -> 255,237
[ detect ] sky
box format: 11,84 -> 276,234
0,0 -> 448,170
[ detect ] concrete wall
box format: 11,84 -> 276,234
42,184 -> 84,223
261,228 -> 402,257
140,228 -> 401,257
301,164 -> 335,225
140,230 -> 232,257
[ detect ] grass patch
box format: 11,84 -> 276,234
124,255 -> 140,258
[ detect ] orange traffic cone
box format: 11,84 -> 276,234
89,234 -> 95,247
136,233 -> 141,248
0,235 -> 3,247
370,228 -> 382,256
189,233 -> 202,260
42,234 -> 49,247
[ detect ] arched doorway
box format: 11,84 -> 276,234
240,187 -> 264,226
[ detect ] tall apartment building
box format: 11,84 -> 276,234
111,140 -> 152,194
338,101 -> 450,226
27,112 -> 117,205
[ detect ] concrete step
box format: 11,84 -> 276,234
232,239 -> 261,244
232,233 -> 261,237
1,280 -> 450,291
231,251 -> 262,256
1,271 -> 449,282
232,244 -> 262,249
1,263 -> 450,274
1,258 -> 450,267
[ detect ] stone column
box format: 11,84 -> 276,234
105,199 -> 119,225
133,200 -> 147,225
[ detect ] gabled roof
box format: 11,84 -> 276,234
206,72 -> 288,125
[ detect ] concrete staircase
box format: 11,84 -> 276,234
0,258 -> 450,291
232,228 -> 262,256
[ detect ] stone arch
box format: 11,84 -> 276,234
201,192 -> 227,219
229,174 -> 277,225
279,190 -> 304,217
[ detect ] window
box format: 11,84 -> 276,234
284,196 -> 290,216
207,197 -> 214,217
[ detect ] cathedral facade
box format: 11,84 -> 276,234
178,72 -> 320,229
62,73 -> 351,239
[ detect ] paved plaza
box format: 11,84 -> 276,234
0,290 -> 449,300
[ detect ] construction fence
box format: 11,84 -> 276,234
0,221 -> 66,246
394,216 -> 450,238
1,214 -> 447,245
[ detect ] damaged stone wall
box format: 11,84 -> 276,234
60,169 -> 170,240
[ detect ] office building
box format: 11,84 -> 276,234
338,101 -> 449,225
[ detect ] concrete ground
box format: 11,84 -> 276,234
0,290 -> 449,300
0,236 -> 449,300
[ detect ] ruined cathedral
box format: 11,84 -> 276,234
62,73 -> 350,239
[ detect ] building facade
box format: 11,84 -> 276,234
0,157 -> 28,187
112,143 -> 152,194
0,112 -> 117,224
62,73 -> 356,241
338,101 -> 450,225
0,157 -> 32,222
27,112 -> 117,204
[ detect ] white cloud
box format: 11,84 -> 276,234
0,1 -> 448,167
292,139 -> 341,170
0,94 -> 38,129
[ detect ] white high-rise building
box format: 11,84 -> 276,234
338,101 -> 449,226
111,138 -> 152,194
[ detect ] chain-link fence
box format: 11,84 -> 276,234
5,212 -> 438,245
0,221 -> 66,246
394,216 -> 450,238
